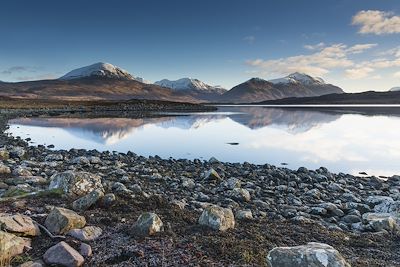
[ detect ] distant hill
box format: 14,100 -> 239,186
258,90 -> 400,105
219,73 -> 344,103
155,78 -> 226,101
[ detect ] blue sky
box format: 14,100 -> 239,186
1,0 -> 399,92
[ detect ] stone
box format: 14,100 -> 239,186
9,147 -> 26,159
204,168 -> 222,181
43,241 -> 84,267
18,260 -> 44,267
0,231 -> 31,259
0,163 -> 11,174
70,156 -> 90,165
72,189 -> 104,211
266,242 -> 350,267
362,213 -> 398,232
181,178 -> 195,189
134,212 -> 164,236
225,178 -> 241,189
13,166 -> 33,176
342,214 -> 361,224
101,193 -> 116,207
49,171 -> 103,197
67,226 -> 102,242
198,205 -> 235,231
45,154 -> 63,161
229,188 -> 251,202
236,209 -> 253,220
45,207 -> 86,235
0,213 -> 40,236
79,243 -> 92,257
0,148 -> 10,160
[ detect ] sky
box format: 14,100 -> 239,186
0,0 -> 400,92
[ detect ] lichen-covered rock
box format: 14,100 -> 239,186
198,205 -> 235,231
0,163 -> 11,174
266,242 -> 350,267
134,212 -> 164,236
67,226 -> 102,241
0,148 -> 10,160
362,213 -> 398,232
72,189 -> 104,211
43,241 -> 84,267
0,213 -> 40,236
49,171 -> 103,197
204,168 -> 222,181
0,231 -> 31,259
45,207 -> 86,235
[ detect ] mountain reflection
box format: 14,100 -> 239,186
9,108 -> 342,144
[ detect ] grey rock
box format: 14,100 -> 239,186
0,230 -> 31,259
0,213 -> 40,236
79,243 -> 92,257
266,242 -> 350,267
72,189 -> 104,211
236,209 -> 253,220
198,205 -> 235,231
134,212 -> 164,236
68,226 -> 102,241
45,207 -> 86,235
43,241 -> 84,267
49,171 -> 103,198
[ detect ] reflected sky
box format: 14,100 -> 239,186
7,107 -> 400,176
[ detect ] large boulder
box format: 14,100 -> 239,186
43,241 -> 84,267
49,171 -> 103,197
134,212 -> 164,236
0,213 -> 40,236
198,205 -> 235,231
72,189 -> 104,211
0,231 -> 31,259
362,212 -> 399,232
45,207 -> 86,235
266,242 -> 350,267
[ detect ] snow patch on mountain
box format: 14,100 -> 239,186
59,62 -> 145,82
155,78 -> 225,92
269,72 -> 325,85
390,87 -> 400,91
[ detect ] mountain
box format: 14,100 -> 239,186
59,62 -> 146,81
155,78 -> 226,101
219,73 -> 344,103
389,87 -> 400,91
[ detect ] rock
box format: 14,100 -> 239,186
229,188 -> 251,202
49,171 -> 103,197
134,212 -> 164,236
67,226 -> 102,241
362,213 -> 398,232
0,163 -> 11,174
43,241 -> 84,267
88,156 -> 101,164
236,209 -> 253,220
181,178 -> 195,189
45,207 -> 86,235
342,214 -> 361,224
45,154 -> 63,161
79,243 -> 92,257
9,147 -> 26,159
198,205 -> 235,231
0,148 -> 10,160
225,178 -> 241,189
0,231 -> 31,259
72,189 -> 104,211
70,156 -> 90,165
0,213 -> 40,236
18,260 -> 44,267
101,193 -> 116,207
13,166 -> 33,176
209,157 -> 220,164
266,242 -> 350,267
204,168 -> 222,181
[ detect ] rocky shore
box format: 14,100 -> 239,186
1,107 -> 400,266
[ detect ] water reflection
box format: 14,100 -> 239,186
7,107 -> 400,176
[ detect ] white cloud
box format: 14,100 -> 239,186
352,10 -> 400,35
246,43 -> 376,77
304,42 -> 325,50
394,71 -> 400,78
345,67 -> 374,79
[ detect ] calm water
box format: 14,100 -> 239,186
6,106 -> 400,176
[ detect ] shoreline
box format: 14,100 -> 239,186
1,104 -> 400,266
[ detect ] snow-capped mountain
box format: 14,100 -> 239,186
59,62 -> 145,81
155,78 -> 226,93
269,72 -> 325,85
389,87 -> 400,91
